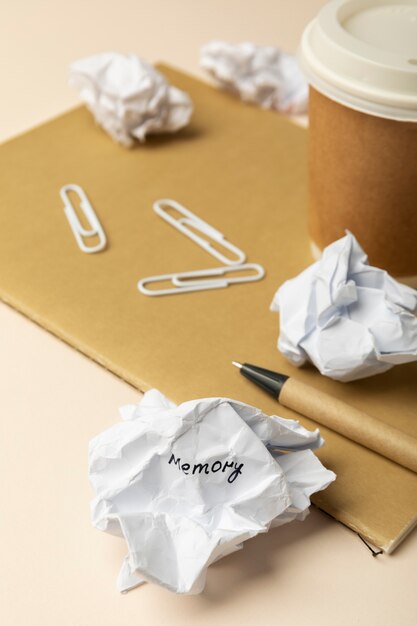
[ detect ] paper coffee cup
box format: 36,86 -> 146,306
298,0 -> 417,283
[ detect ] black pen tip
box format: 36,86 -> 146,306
232,362 -> 289,398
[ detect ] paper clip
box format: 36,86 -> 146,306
153,199 -> 246,266
60,184 -> 107,254
138,263 -> 265,296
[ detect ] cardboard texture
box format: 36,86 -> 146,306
1,65 -> 416,553
308,87 -> 417,278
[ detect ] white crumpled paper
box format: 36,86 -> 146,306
89,389 -> 335,594
69,53 -> 193,147
200,41 -> 308,114
271,232 -> 417,382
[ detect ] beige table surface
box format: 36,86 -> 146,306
1,2 -> 416,625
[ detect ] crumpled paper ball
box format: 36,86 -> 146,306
69,53 -> 193,147
271,233 -> 417,382
200,40 -> 308,114
89,389 -> 335,594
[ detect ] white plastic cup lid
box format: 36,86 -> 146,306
298,0 -> 417,121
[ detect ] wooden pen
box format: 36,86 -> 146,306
232,361 -> 417,473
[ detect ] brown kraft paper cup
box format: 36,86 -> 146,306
308,86 -> 417,279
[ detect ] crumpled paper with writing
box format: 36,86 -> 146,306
200,41 -> 308,114
89,389 -> 335,594
271,232 -> 417,382
69,53 -> 193,147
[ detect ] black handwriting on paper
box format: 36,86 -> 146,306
168,453 -> 244,484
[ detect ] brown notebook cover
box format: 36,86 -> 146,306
1,65 -> 416,552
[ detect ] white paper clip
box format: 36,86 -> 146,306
153,199 -> 246,266
138,263 -> 265,296
60,184 -> 107,254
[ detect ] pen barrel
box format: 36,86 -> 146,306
279,378 -> 417,474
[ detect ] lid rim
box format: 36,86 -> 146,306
300,45 -> 417,108
299,0 -> 417,121
301,63 -> 417,122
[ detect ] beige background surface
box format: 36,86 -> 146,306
1,1 -> 416,625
